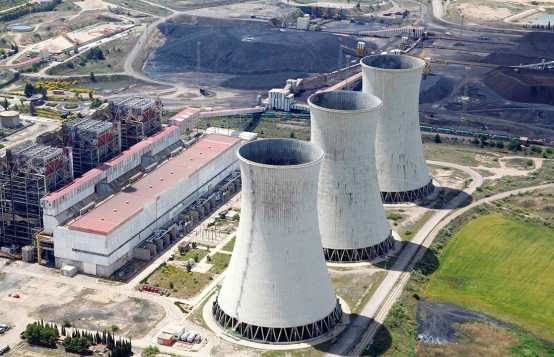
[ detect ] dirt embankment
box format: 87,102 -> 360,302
483,67 -> 554,105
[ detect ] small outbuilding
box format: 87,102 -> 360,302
60,264 -> 78,277
157,332 -> 174,346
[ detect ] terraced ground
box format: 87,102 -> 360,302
425,214 -> 554,340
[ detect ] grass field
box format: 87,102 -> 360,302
425,214 -> 554,340
146,264 -> 213,299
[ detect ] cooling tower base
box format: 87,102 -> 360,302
212,298 -> 343,344
323,233 -> 395,262
381,180 -> 435,204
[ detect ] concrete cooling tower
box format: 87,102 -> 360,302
361,55 -> 434,203
213,139 -> 342,343
309,91 -> 394,262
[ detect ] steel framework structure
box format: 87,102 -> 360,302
0,142 -> 72,246
62,117 -> 120,177
323,234 -> 396,262
108,97 -> 162,150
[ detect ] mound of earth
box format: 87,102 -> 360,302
483,67 -> 554,105
484,32 -> 554,66
419,74 -> 453,103
146,23 -> 363,90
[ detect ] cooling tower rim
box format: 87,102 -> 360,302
360,54 -> 425,72
308,90 -> 382,114
237,138 -> 324,169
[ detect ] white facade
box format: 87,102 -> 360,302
53,135 -> 241,277
169,108 -> 200,134
214,139 -> 342,343
268,88 -> 294,111
361,55 -> 433,203
309,91 -> 394,262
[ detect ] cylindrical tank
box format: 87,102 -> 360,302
180,332 -> 190,341
361,55 -> 434,203
0,111 -> 21,129
213,139 -> 342,343
186,333 -> 196,342
309,91 -> 394,262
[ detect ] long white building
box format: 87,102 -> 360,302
213,139 -> 342,343
309,91 -> 394,262
52,134 -> 242,276
361,55 -> 434,203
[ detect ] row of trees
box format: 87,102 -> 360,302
0,0 -> 61,22
24,320 -> 132,356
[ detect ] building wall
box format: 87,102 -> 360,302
53,140 -> 240,277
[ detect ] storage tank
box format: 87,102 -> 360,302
213,139 -> 342,343
309,91 -> 394,261
180,332 -> 190,341
361,55 -> 434,203
186,333 -> 196,342
0,111 -> 21,128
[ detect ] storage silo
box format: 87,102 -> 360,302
213,139 -> 342,343
309,91 -> 394,262
0,110 -> 21,128
361,55 -> 434,203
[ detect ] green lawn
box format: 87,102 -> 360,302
208,253 -> 231,274
174,247 -> 208,262
221,237 -> 235,252
425,214 -> 554,340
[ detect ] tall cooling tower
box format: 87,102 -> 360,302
213,139 -> 342,343
361,55 -> 434,203
309,91 -> 394,262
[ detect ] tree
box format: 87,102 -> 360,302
24,82 -> 34,97
472,137 -> 480,145
191,241 -> 197,249
73,47 -> 78,55
434,133 -> 441,143
186,261 -> 192,272
508,138 -> 522,151
495,141 -> 504,149
90,72 -> 96,82
289,131 -> 295,138
1,98 -> 8,110
144,346 -> 160,357
110,324 -> 119,333
194,253 -> 199,262
88,91 -> 93,100
31,63 -> 38,72
29,101 -> 35,115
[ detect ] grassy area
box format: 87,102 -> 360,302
415,321 -> 553,357
146,264 -> 214,299
400,210 -> 435,241
425,214 -> 554,340
0,0 -> 26,12
48,33 -> 141,76
473,160 -> 554,200
423,142 -> 501,168
494,186 -> 554,224
208,253 -> 231,274
187,290 -> 216,331
252,118 -> 310,141
174,247 -> 208,262
221,237 -> 235,252
330,270 -> 385,314
102,0 -> 168,16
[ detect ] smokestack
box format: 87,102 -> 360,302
361,55 -> 434,203
213,138 -> 342,343
309,90 -> 394,262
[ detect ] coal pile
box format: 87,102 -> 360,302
484,32 -> 554,66
146,24 -> 362,90
419,74 -> 453,104
483,67 -> 554,105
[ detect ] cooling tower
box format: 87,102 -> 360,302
213,139 -> 342,343
309,91 -> 394,262
361,55 -> 434,203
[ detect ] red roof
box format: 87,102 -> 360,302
67,134 -> 240,236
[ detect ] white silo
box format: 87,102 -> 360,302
361,55 -> 434,203
213,139 -> 342,343
309,91 -> 394,262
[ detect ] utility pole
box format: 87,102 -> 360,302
196,41 -> 201,88
338,37 -> 343,74
458,14 -> 464,52
461,66 -> 470,121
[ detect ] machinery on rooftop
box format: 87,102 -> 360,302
109,97 -> 162,150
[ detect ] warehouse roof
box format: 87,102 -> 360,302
67,134 -> 241,236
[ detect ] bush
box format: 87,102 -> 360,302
144,346 -> 160,357
404,230 -> 413,236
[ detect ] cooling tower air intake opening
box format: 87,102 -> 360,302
308,90 -> 382,113
361,54 -> 425,71
238,138 -> 324,167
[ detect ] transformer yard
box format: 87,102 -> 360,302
0,0 -> 553,356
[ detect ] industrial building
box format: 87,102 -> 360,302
108,97 -> 162,150
62,117 -> 120,177
52,134 -> 241,276
309,91 -> 395,261
169,107 -> 200,134
0,142 -> 73,246
361,55 -> 434,203
214,139 -> 342,343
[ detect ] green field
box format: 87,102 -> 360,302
425,214 -> 554,340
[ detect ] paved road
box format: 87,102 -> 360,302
325,160 -> 482,356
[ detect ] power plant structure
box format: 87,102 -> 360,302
213,139 -> 342,343
309,90 -> 395,262
361,55 -> 434,203
0,142 -> 73,246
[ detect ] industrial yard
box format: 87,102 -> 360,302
0,0 -> 553,356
